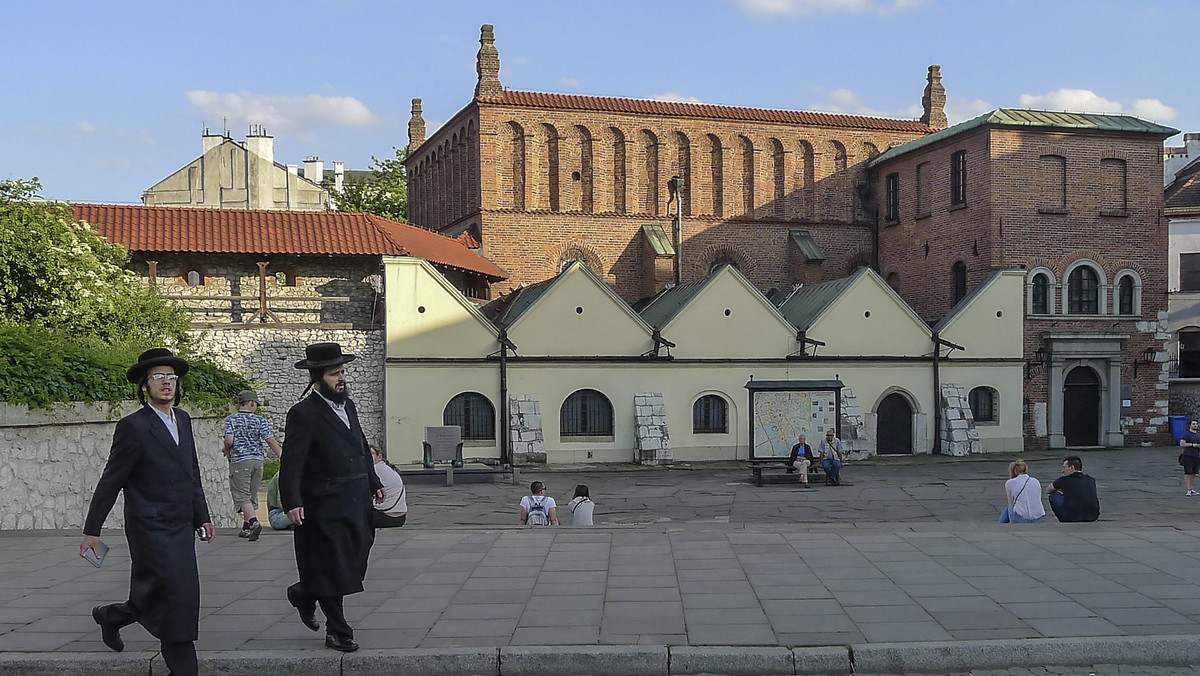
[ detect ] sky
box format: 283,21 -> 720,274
2,0 -> 1195,204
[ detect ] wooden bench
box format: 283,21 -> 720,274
749,458 -> 825,487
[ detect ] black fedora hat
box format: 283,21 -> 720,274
126,348 -> 190,384
294,342 -> 357,370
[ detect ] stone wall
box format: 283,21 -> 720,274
191,328 -> 386,446
509,394 -> 546,464
0,402 -> 238,530
940,383 -> 981,456
634,393 -> 672,465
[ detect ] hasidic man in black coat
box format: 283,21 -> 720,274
81,348 -> 215,676
280,342 -> 384,653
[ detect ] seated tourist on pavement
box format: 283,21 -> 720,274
998,458 -> 1045,523
266,472 -> 294,530
519,481 -> 559,526
788,433 -> 818,488
370,446 -> 408,528
567,484 -> 595,525
1045,455 -> 1100,523
817,430 -> 844,486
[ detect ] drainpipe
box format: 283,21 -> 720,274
668,176 -> 684,285
932,330 -> 942,454
498,329 -> 516,467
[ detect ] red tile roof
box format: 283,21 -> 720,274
71,204 -> 506,281
490,90 -> 933,133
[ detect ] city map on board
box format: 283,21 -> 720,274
751,390 -> 839,459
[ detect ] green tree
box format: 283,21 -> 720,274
0,178 -> 191,346
332,146 -> 408,221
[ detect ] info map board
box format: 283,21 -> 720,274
746,380 -> 842,461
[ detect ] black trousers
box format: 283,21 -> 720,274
287,583 -> 352,639
96,603 -> 197,676
373,512 -> 406,528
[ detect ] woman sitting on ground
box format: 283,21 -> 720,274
999,458 -> 1045,524
567,484 -> 595,526
371,446 -> 407,528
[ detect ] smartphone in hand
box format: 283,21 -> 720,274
81,540 -> 110,568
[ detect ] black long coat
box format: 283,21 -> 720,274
279,394 -> 382,597
84,406 -> 211,642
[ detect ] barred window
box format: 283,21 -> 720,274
969,387 -> 996,423
950,150 -> 967,205
1117,276 -> 1135,315
1068,266 -> 1099,314
885,173 -> 899,221
692,395 -> 727,434
443,392 -> 496,440
1031,273 -> 1050,314
560,389 -> 613,437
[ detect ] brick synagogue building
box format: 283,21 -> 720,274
404,24 -> 1176,451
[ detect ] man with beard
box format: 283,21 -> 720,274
81,348 -> 215,676
279,342 -> 383,652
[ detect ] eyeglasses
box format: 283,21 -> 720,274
148,373 -> 179,382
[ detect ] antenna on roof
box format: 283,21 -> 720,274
223,116 -> 228,137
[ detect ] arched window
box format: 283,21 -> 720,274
184,268 -> 204,286
1031,273 -> 1050,314
1067,266 -> 1099,314
952,262 -> 967,303
969,387 -> 997,423
1117,276 -> 1135,315
692,395 -> 727,434
561,389 -> 613,437
443,392 -> 496,440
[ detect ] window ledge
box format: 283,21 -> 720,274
915,212 -> 932,221
1038,207 -> 1069,215
561,435 -> 615,443
463,439 -> 496,448
1100,209 -> 1128,218
884,218 -> 900,227
949,202 -> 968,212
694,429 -> 730,435
974,420 -> 1000,427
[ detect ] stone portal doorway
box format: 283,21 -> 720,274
877,393 -> 914,455
1063,366 -> 1101,447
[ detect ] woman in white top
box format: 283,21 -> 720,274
998,458 -> 1045,524
371,447 -> 408,528
567,484 -> 595,526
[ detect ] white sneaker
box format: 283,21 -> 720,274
1187,490 -> 1198,496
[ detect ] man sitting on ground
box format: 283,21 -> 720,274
788,433 -> 818,488
1045,455 -> 1100,523
519,481 -> 559,526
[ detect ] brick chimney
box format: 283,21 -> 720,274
921,65 -> 948,131
474,24 -> 503,99
408,98 -> 426,154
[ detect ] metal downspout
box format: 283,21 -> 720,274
932,330 -> 942,454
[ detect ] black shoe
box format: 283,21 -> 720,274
247,521 -> 262,542
286,587 -> 320,632
325,634 -> 359,652
92,606 -> 124,652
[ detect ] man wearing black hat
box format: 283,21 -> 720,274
81,348 -> 215,676
279,342 -> 384,653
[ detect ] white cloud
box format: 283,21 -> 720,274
649,92 -> 705,104
560,77 -> 580,88
736,0 -> 928,15
510,56 -> 529,65
1017,88 -> 1177,121
808,88 -> 892,117
944,96 -> 995,124
72,121 -> 95,132
185,90 -> 378,133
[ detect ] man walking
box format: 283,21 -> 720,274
279,343 -> 383,653
1046,456 -> 1100,522
1180,419 -> 1200,496
223,389 -> 282,541
81,348 -> 215,676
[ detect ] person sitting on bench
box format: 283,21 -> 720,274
817,430 -> 844,486
788,434 -> 818,488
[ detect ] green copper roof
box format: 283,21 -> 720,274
641,224 -> 675,256
869,108 -> 1179,168
774,269 -> 863,330
637,275 -> 713,329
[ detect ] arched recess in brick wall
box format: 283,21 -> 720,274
450,132 -> 461,222
795,140 -> 815,220
705,134 -> 723,218
502,121 -> 526,210
673,131 -> 692,216
738,135 -> 755,217
540,123 -> 561,212
827,140 -> 849,222
606,127 -> 627,215
1039,154 -> 1067,212
639,130 -> 660,216
466,121 -> 478,211
770,138 -> 786,218
695,244 -> 756,280
844,249 -> 873,275
574,125 -> 594,214
433,146 -> 446,226
551,242 -> 605,275
856,142 -> 880,223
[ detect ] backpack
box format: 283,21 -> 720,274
526,496 -> 550,526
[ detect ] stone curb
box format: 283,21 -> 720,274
850,635 -> 1200,674
6,636 -> 1200,676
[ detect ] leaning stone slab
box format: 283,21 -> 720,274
669,646 -> 793,675
851,635 -> 1200,674
344,647 -> 499,675
152,650 -> 341,675
500,645 -> 667,676
0,652 -> 150,676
